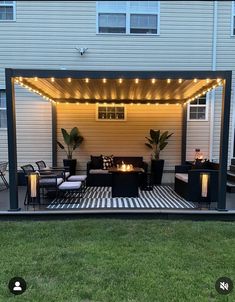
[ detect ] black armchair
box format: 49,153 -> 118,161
174,164 -> 219,205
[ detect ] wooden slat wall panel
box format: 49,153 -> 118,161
57,104 -> 182,171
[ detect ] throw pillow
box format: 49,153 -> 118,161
102,155 -> 114,170
90,155 -> 103,169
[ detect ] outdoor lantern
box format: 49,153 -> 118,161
201,173 -> 209,198
27,172 -> 40,204
194,148 -> 203,161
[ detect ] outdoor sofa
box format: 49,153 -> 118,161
87,156 -> 148,186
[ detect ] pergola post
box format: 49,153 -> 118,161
181,104 -> 187,164
217,73 -> 232,210
51,102 -> 57,166
5,68 -> 20,211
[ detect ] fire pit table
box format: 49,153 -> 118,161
109,167 -> 144,197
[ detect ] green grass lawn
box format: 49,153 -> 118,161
0,219 -> 235,302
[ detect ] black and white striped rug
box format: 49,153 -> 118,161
47,186 -> 195,210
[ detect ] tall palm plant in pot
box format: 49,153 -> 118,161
57,127 -> 84,175
145,129 -> 173,185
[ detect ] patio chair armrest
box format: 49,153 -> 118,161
39,174 -> 60,179
175,165 -> 191,173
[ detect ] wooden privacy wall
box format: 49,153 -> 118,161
57,104 -> 182,171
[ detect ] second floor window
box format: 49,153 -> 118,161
0,1 -> 15,21
97,1 -> 159,35
0,91 -> 7,129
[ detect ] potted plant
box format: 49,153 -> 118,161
145,129 -> 173,185
57,127 -> 84,175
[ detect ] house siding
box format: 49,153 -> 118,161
212,1 -> 235,162
0,1 -> 234,175
56,103 -> 182,172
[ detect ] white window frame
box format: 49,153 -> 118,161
96,1 -> 160,35
0,90 -> 7,130
187,94 -> 209,122
231,1 -> 235,36
96,104 -> 127,121
0,1 -> 16,22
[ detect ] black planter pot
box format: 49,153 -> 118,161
151,159 -> 165,185
63,159 -> 77,175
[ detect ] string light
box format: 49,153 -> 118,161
217,78 -> 221,83
167,79 -> 171,84
194,78 -> 197,83
19,77 -> 22,81
135,78 -> 139,84
178,78 -> 183,83
151,78 -> 156,84
68,78 -> 71,83
103,78 -> 107,83
34,77 -> 38,81
85,78 -> 89,83
206,78 -> 210,83
155,103 -> 159,106
118,78 -> 123,84
51,77 -> 55,82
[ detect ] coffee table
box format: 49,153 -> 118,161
109,167 -> 144,197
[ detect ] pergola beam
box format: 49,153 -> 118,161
11,69 -> 231,80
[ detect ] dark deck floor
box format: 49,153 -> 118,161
0,185 -> 234,213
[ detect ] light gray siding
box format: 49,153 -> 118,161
0,1 -> 234,174
212,1 -> 235,162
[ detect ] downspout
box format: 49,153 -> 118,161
209,1 -> 217,160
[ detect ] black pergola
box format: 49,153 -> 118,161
5,68 -> 232,212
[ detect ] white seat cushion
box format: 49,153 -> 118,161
65,172 -> 70,178
59,181 -> 82,190
89,169 -> 109,174
68,175 -> 87,181
40,177 -> 64,186
175,173 -> 188,183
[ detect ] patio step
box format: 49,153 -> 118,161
231,158 -> 235,165
227,171 -> 235,182
230,164 -> 235,172
227,180 -> 235,193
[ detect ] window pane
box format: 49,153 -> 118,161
0,6 -> 13,20
198,112 -> 206,120
99,13 -> 126,33
198,96 -> 206,105
0,110 -> 7,128
189,112 -> 197,120
190,107 -> 197,114
130,14 -> 157,34
198,107 -> 206,113
0,91 -> 6,108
